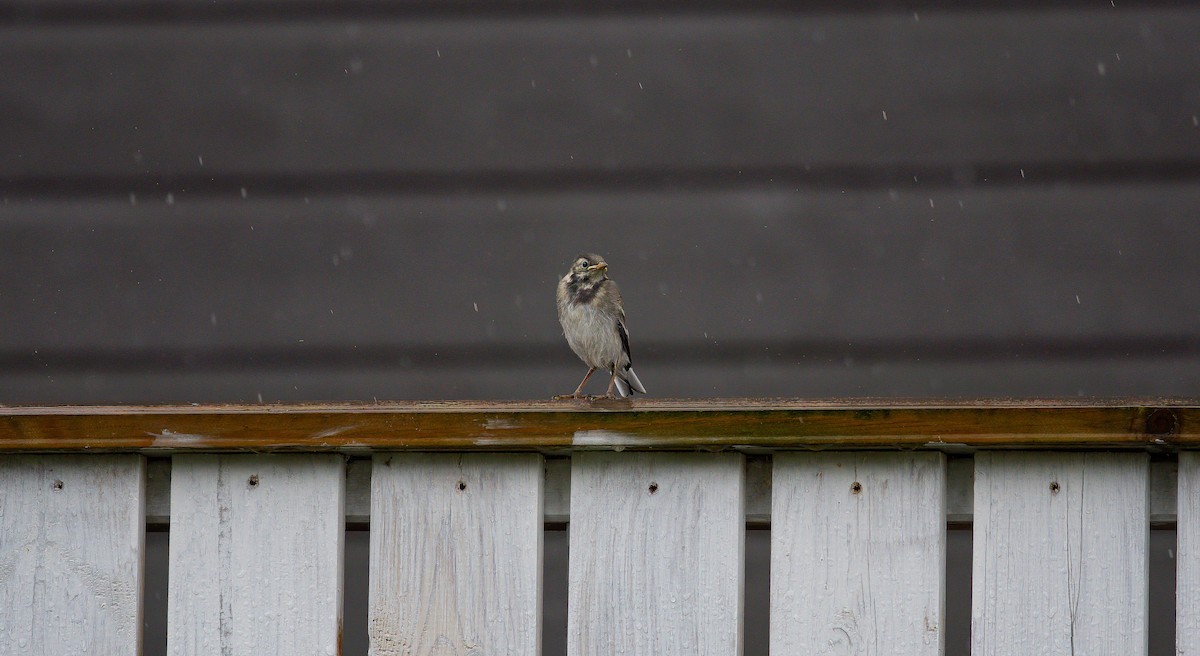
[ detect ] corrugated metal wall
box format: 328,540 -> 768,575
2,2 -> 1198,403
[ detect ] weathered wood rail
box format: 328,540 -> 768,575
1,399 -> 1197,654
0,399 -> 1195,451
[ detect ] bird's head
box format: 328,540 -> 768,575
570,253 -> 609,282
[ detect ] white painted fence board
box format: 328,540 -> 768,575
771,452 -> 946,655
1177,452 -> 1200,653
568,452 -> 744,656
167,454 -> 344,656
0,455 -> 145,656
972,452 -> 1148,656
368,453 -> 542,656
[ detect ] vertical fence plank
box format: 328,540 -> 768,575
972,452 -> 1148,655
771,452 -> 946,655
1179,452 -> 1200,653
367,453 -> 543,655
568,452 -> 744,656
0,455 -> 145,655
167,454 -> 344,656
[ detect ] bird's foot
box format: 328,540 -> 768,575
552,393 -> 593,401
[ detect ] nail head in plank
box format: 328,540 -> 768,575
166,454 -> 344,656
971,452 -> 1148,655
771,452 -> 946,655
368,453 -> 542,656
568,452 -> 745,656
0,455 -> 145,656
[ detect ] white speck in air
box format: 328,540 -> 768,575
881,110 -> 888,121
473,302 -> 479,312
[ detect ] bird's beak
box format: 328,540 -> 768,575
588,262 -> 608,272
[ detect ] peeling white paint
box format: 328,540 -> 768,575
484,418 -> 516,430
147,429 -> 210,444
572,430 -> 648,447
310,425 -> 358,440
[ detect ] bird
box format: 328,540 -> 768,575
556,253 -> 646,399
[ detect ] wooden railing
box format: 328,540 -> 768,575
0,399 -> 1196,655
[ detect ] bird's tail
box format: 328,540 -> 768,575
614,366 -> 646,398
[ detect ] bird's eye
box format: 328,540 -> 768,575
579,260 -> 589,267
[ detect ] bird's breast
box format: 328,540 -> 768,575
559,301 -> 623,369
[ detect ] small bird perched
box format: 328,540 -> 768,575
556,253 -> 646,399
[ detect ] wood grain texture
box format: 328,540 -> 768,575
771,452 -> 945,655
0,455 -> 144,656
1178,452 -> 1200,653
3,10 -> 1199,178
0,400 -> 1194,452
971,452 -> 1148,656
167,454 -> 344,656
368,454 -> 542,656
567,452 -> 744,656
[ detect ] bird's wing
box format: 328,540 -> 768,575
616,318 -> 632,365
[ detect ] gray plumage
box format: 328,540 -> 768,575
556,253 -> 646,399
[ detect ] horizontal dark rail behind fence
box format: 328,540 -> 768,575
1,399 -> 1196,452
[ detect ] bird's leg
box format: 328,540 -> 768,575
572,367 -> 597,398
604,368 -> 618,399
